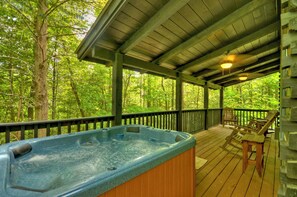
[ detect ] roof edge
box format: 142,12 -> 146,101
76,0 -> 129,60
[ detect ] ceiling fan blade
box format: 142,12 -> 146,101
238,72 -> 264,79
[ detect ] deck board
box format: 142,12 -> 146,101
194,126 -> 280,197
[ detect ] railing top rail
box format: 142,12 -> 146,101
0,115 -> 115,127
233,108 -> 271,112
122,110 -> 178,117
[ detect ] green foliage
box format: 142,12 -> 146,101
183,83 -> 204,109
122,71 -> 176,113
224,73 -> 279,109
209,89 -> 220,108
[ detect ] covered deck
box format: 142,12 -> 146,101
194,126 -> 279,196
1,0 -> 296,196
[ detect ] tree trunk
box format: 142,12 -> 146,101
28,83 -> 34,121
161,78 -> 168,110
9,63 -> 15,122
33,0 -> 49,124
67,64 -> 85,117
196,86 -> 200,108
51,55 -> 58,119
147,75 -> 151,108
171,80 -> 175,110
123,72 -> 132,109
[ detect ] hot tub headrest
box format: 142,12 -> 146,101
11,143 -> 32,159
175,134 -> 186,142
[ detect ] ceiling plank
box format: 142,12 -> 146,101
118,0 -> 191,54
177,21 -> 279,71
153,0 -> 273,64
206,52 -> 280,82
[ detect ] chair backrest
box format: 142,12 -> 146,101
257,110 -> 279,135
223,108 -> 236,120
264,110 -> 278,121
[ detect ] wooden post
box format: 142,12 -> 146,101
220,88 -> 224,124
204,83 -> 209,130
112,53 -> 123,126
176,72 -> 183,131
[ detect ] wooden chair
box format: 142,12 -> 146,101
221,110 -> 279,150
234,110 -> 279,134
222,108 -> 237,127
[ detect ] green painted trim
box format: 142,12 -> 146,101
91,46 -> 208,86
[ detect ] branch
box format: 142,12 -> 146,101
40,0 -> 73,34
0,56 -> 31,65
48,25 -> 86,30
47,32 -> 88,39
3,0 -> 36,37
44,0 -> 71,17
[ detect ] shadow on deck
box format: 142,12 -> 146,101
194,125 -> 280,197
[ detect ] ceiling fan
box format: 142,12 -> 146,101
218,51 -> 258,71
235,72 -> 264,81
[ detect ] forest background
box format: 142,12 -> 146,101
0,0 -> 279,124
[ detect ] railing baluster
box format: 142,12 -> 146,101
58,122 -> 61,135
46,124 -> 50,136
34,125 -> 38,138
85,121 -> 89,131
100,119 -> 104,128
5,127 -> 10,143
67,123 -> 71,133
93,120 -> 96,130
107,118 -> 111,127
77,121 -> 81,132
21,125 -> 25,140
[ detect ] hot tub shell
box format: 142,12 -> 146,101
0,125 -> 196,197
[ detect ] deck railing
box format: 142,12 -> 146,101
0,108 -> 278,144
233,108 -> 279,129
122,111 -> 177,130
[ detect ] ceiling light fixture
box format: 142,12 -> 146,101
220,62 -> 232,69
239,76 -> 248,81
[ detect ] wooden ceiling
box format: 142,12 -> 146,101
76,0 -> 280,88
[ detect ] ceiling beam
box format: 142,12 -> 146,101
177,21 -> 279,72
215,60 -> 279,84
118,0 -> 190,54
153,0 -> 273,65
76,0 -> 129,60
91,47 -> 205,86
222,67 -> 279,87
193,69 -> 215,77
181,74 -> 206,86
206,52 -> 280,82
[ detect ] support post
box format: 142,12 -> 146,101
176,72 -> 183,131
220,88 -> 224,124
204,83 -> 209,130
112,53 -> 123,126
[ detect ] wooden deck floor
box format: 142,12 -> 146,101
194,126 -> 280,197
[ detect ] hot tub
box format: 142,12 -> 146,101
0,125 -> 196,197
